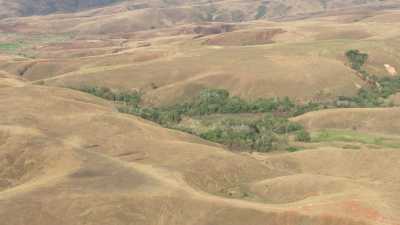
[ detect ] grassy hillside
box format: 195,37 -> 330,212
1,3 -> 400,225
1,9 -> 400,106
1,74 -> 400,225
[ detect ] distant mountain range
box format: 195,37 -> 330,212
0,0 -> 123,18
0,0 -> 396,20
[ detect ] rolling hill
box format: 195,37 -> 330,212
1,6 -> 400,105
293,107 -> 400,134
1,72 -> 400,225
1,1 -> 400,225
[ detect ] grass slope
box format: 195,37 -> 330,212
1,76 -> 400,225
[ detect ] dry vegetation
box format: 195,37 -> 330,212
1,1 -> 400,225
1,75 -> 400,225
2,6 -> 400,105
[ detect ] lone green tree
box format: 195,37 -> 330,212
346,49 -> 368,71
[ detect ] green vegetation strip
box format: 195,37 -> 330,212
312,129 -> 400,149
0,43 -> 22,52
338,50 -> 400,107
71,86 -> 311,152
67,49 -> 400,152
0,34 -> 72,56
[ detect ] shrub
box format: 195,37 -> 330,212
139,108 -> 161,122
188,88 -> 230,115
342,144 -> 361,150
378,76 -> 400,98
252,132 -> 274,152
75,86 -> 142,106
286,122 -> 305,133
346,49 -> 368,71
115,90 -> 141,107
159,109 -> 182,124
292,102 -> 322,116
231,10 -> 245,22
221,96 -> 249,113
295,130 -> 311,142
255,5 -> 267,19
200,129 -> 224,142
250,98 -> 278,112
286,146 -> 301,152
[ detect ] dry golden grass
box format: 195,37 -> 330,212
293,107 -> 400,135
1,8 -> 400,106
1,75 -> 400,225
1,5 -> 400,225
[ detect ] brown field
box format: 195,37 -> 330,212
293,107 -> 400,134
1,76 -> 400,225
1,1 -> 400,225
204,28 -> 286,46
1,6 -> 400,106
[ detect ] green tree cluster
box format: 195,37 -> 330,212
199,114 -> 309,152
346,49 -> 368,71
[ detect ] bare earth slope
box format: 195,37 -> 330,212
1,74 -> 400,225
